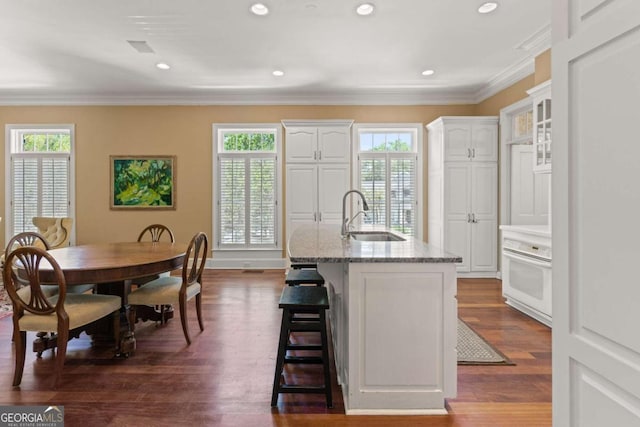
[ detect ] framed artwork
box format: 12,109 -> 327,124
110,155 -> 176,210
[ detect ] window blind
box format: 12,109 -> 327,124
390,158 -> 415,235
219,157 -> 246,245
11,154 -> 70,235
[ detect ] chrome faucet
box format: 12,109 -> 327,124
341,190 -> 369,238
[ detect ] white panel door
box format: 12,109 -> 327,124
285,127 -> 317,163
443,124 -> 471,162
471,123 -> 498,162
318,164 -> 350,224
285,164 -> 317,240
553,2 -> 640,426
444,163 -> 471,272
318,127 -> 350,163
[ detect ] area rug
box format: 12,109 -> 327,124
457,319 -> 514,365
0,281 -> 12,320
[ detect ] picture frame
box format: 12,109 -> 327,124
110,155 -> 176,210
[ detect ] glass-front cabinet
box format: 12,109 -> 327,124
527,81 -> 552,173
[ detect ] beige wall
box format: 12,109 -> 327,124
0,104 -> 476,249
0,51 -> 552,252
534,49 -> 552,85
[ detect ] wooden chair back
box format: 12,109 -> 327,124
182,232 -> 208,289
137,224 -> 175,243
3,246 -> 66,318
6,231 -> 51,253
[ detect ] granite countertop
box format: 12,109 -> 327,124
288,224 -> 462,263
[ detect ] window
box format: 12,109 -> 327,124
213,125 -> 281,250
354,125 -> 422,237
5,125 -> 74,239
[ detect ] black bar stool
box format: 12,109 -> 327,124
271,286 -> 332,408
285,269 -> 325,287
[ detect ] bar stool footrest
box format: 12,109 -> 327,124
278,385 -> 327,394
284,356 -> 324,364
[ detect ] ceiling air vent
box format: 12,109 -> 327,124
127,40 -> 155,53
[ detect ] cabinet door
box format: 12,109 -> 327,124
286,127 -> 318,163
471,123 -> 498,162
470,163 -> 497,272
318,127 -> 351,163
444,163 -> 471,272
470,219 -> 497,272
510,145 -> 550,225
318,164 -> 350,224
286,164 -> 318,240
443,123 -> 471,162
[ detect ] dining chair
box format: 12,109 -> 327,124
128,232 -> 208,345
132,224 -> 176,320
3,232 -> 94,348
137,224 -> 175,243
32,217 -> 73,249
2,246 -> 122,387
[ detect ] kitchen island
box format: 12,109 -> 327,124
288,224 -> 462,415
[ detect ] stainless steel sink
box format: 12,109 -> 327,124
349,231 -> 406,242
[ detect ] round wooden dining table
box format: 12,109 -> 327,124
34,241 -> 188,356
42,241 -> 188,285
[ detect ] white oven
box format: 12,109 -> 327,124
500,226 -> 552,327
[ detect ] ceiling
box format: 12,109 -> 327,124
0,1 -> 551,105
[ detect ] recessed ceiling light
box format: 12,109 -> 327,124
478,2 -> 498,14
272,70 -> 285,77
356,3 -> 375,16
251,3 -> 269,16
421,69 -> 435,76
156,62 -> 170,70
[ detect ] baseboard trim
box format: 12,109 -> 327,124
207,257 -> 286,270
457,271 -> 500,279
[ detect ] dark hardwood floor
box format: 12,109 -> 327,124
0,272 -> 551,426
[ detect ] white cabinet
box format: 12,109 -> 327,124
283,123 -> 351,163
434,118 -> 498,162
283,120 -> 353,241
286,163 -> 350,231
427,116 -> 498,276
527,81 -> 552,173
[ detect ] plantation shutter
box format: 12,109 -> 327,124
11,154 -> 70,235
218,157 -> 246,245
359,157 -> 386,226
390,157 -> 416,235
249,158 -> 276,245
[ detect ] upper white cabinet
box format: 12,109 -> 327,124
527,81 -> 552,173
283,120 -> 353,163
429,117 -> 498,163
283,120 -> 354,242
427,116 -> 499,277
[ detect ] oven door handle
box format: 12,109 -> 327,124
503,250 -> 552,268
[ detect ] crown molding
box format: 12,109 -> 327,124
516,24 -> 552,58
473,56 -> 535,103
473,25 -> 551,103
0,88 -> 481,106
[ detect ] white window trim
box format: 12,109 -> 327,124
4,124 -> 76,244
211,123 -> 283,258
352,123 -> 423,240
